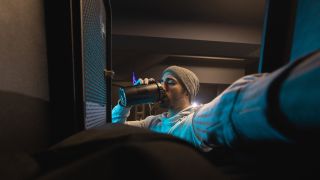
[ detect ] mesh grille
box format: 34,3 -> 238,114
82,0 -> 107,129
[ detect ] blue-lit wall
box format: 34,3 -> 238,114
291,0 -> 320,61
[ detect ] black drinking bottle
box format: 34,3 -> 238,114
119,82 -> 166,106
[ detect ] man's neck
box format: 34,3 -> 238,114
167,103 -> 190,117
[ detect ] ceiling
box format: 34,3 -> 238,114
110,0 -> 266,82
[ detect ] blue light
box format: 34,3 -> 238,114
132,72 -> 137,85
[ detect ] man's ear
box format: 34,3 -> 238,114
182,89 -> 188,96
184,91 -> 191,103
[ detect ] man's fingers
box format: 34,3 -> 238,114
144,78 -> 149,84
134,78 -> 143,86
134,78 -> 155,86
149,78 -> 156,83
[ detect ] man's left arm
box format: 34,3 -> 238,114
191,73 -> 280,148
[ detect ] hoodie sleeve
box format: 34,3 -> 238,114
192,72 -> 292,148
111,103 -> 131,124
193,51 -> 320,148
112,102 -> 158,129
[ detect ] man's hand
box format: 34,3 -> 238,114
134,78 -> 156,86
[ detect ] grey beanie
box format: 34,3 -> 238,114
162,66 -> 200,101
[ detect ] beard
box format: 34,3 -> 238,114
159,96 -> 170,108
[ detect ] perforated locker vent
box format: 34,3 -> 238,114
82,0 -> 107,129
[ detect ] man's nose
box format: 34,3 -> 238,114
161,82 -> 168,91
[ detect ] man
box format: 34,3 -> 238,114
112,65 -> 290,152
113,52 -> 320,152
112,66 -> 211,150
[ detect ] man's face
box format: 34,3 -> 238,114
160,72 -> 188,108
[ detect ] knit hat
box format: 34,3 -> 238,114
162,66 -> 200,101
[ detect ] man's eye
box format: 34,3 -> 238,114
166,79 -> 176,85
